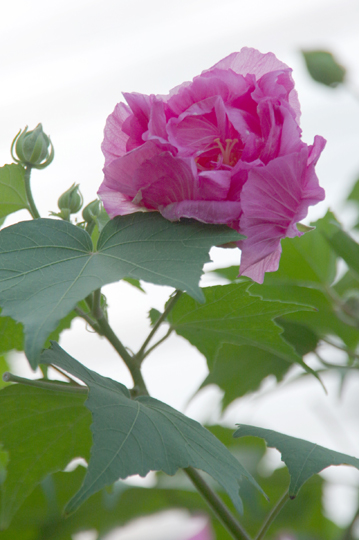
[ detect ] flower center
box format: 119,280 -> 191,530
195,138 -> 241,171
214,138 -> 239,166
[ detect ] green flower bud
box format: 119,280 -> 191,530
11,124 -> 54,169
82,199 -> 102,224
57,183 -> 83,217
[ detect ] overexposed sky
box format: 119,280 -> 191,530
2,0 -> 359,535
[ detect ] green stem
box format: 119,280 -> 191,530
255,490 -> 289,540
184,467 -> 252,540
91,289 -> 148,395
24,166 -> 41,219
74,305 -> 101,333
92,288 -> 102,319
3,372 -> 88,394
136,290 -> 182,364
141,328 -> 173,360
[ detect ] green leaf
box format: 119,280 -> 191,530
0,385 -> 91,528
0,356 -> 10,389
200,343 -> 291,408
347,177 -> 359,205
0,314 -> 23,355
270,211 -> 338,285
302,50 -> 346,86
326,225 -> 359,280
41,342 -> 263,516
276,318 -> 319,356
0,465 -> 231,540
0,165 -> 29,219
122,277 -> 145,293
168,283 -> 314,373
216,212 -> 338,287
240,467 -> 341,540
148,308 -> 162,326
247,212 -> 359,349
0,302 -> 85,357
234,424 -> 359,497
0,214 -> 242,368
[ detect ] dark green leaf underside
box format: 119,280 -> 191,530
41,342 -> 263,516
0,214 -> 242,367
234,424 -> 359,497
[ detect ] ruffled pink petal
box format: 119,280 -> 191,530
102,102 -> 132,166
161,200 -> 241,223
167,69 -> 248,116
97,187 -> 144,218
252,70 -> 294,104
167,96 -> 229,156
198,169 -> 232,200
122,92 -> 152,150
307,135 -> 326,166
257,100 -> 282,164
209,48 -> 301,123
239,146 -> 325,282
143,96 -> 169,143
133,153 -> 198,208
102,140 -> 171,196
277,105 -> 303,156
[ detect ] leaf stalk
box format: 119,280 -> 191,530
184,467 -> 252,540
136,290 -> 183,364
2,372 -> 88,394
255,489 -> 289,540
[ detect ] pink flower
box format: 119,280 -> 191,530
98,48 -> 325,283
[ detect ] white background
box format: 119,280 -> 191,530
2,0 -> 359,537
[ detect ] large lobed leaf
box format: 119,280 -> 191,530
200,343 -> 292,408
0,214 -> 242,368
234,424 -> 359,498
0,385 -> 91,529
169,282 -> 314,371
0,165 -> 29,220
41,342 -> 264,516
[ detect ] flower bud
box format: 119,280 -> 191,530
82,199 -> 102,224
11,124 -> 54,169
57,184 -> 83,217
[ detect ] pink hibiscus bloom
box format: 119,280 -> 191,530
98,48 -> 325,283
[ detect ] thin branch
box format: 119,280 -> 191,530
136,290 -> 183,363
89,289 -> 148,395
3,372 -> 88,394
255,490 -> 289,540
184,467 -> 252,540
141,328 -> 173,361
